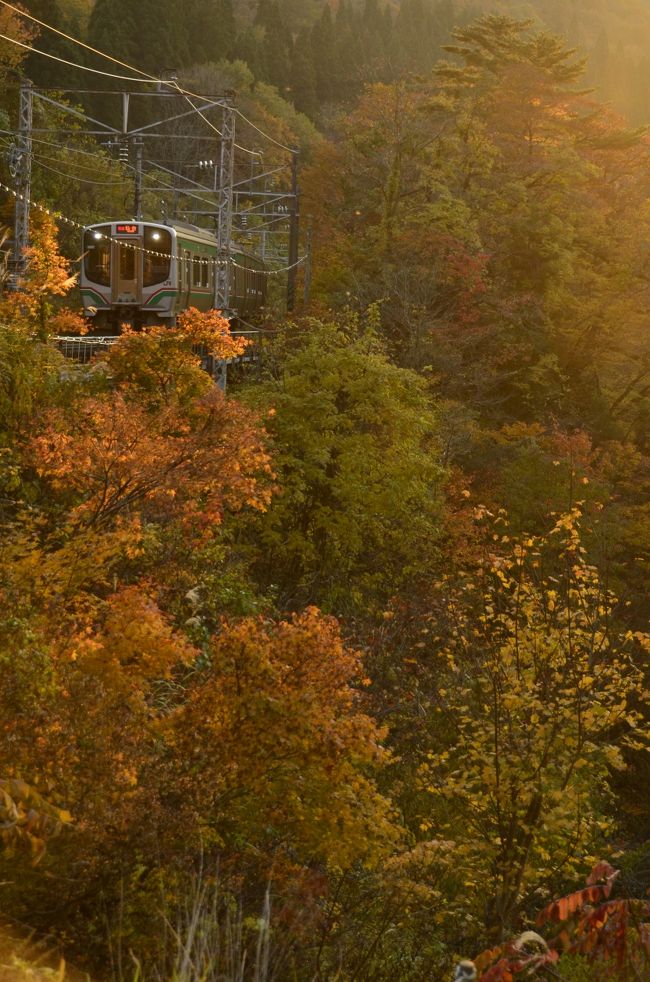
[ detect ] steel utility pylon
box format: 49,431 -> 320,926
215,98 -> 235,311
10,79 -> 33,287
4,80 -> 301,307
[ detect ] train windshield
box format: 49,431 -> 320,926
143,226 -> 172,286
83,226 -> 111,286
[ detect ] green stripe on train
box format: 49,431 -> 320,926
81,289 -> 109,308
144,290 -> 177,307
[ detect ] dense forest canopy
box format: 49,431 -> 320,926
22,0 -> 650,121
1,2 -> 650,981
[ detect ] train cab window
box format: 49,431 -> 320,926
143,227 -> 172,286
83,226 -> 111,286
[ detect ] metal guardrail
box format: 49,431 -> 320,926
52,335 -> 120,363
51,331 -> 263,387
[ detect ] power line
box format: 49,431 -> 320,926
0,181 -> 308,275
0,127 -> 127,165
0,32 -> 159,83
171,81 -> 261,160
1,30 -> 265,160
0,126 -> 270,212
0,0 -> 153,80
30,157 -> 129,187
0,137 -> 130,179
32,149 -> 126,177
140,157 -> 223,209
1,1 -> 296,158
234,109 -> 297,156
1,3 -> 303,288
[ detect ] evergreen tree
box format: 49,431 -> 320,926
277,0 -> 322,30
142,0 -> 190,74
88,0 -> 140,63
89,0 -> 190,76
290,28 -> 318,117
255,0 -> 291,91
20,0 -> 80,86
232,26 -> 266,81
189,0 -> 236,65
336,0 -> 354,32
311,4 -> 337,103
360,0 -> 389,81
363,0 -> 382,29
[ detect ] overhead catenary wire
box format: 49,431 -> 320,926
170,81 -> 261,159
0,180 -> 219,263
0,129 -> 236,178
27,148 -> 128,178
1,0 -> 299,158
0,32 -> 160,83
234,109 -> 298,156
1,2 -> 304,280
1,31 -> 272,160
0,136 -> 130,182
0,0 -> 154,80
0,128 -> 128,163
140,157 -> 224,209
1,132 -> 295,224
0,181 -> 307,274
0,128 -> 288,214
30,157 -> 129,187
0,131 -> 219,207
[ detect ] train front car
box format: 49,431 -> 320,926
81,221 -> 178,330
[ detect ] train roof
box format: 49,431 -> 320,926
165,220 -> 218,244
84,219 -> 216,240
83,219 -> 266,267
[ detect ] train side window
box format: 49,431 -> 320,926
201,258 -> 209,289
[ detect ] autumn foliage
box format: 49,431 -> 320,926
2,12 -> 650,982
30,387 -> 274,534
166,607 -> 399,869
0,215 -> 76,333
475,863 -> 650,980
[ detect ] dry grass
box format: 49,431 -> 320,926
0,921 -> 90,982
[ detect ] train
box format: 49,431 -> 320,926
80,219 -> 267,330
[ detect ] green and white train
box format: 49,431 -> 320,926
80,219 -> 267,329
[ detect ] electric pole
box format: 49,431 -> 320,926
287,150 -> 300,312
215,97 -> 236,310
11,78 -> 33,289
133,137 -> 143,220
303,216 -> 313,307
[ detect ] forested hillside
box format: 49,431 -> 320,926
2,3 -> 650,982
30,0 -> 650,122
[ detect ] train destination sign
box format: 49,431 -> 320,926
116,224 -> 139,234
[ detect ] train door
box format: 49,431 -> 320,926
181,250 -> 192,309
112,238 -> 142,305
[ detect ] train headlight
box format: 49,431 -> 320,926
151,232 -> 161,241
93,231 -> 103,240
